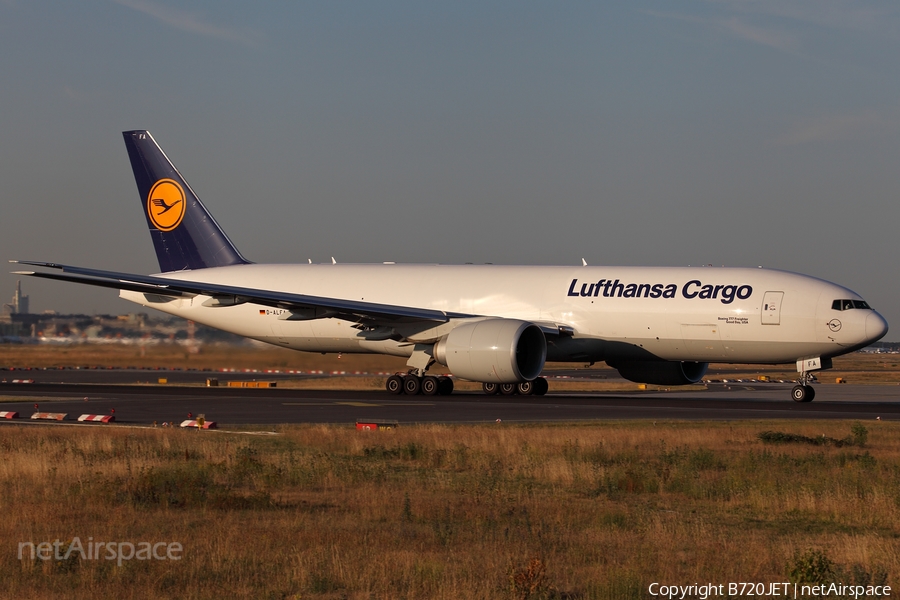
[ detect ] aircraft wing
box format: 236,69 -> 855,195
11,261 -> 467,325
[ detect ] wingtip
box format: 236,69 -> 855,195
13,260 -> 62,270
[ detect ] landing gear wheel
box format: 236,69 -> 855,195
803,385 -> 815,402
438,376 -> 454,395
517,381 -> 535,395
421,376 -> 439,396
403,376 -> 421,395
386,375 -> 404,395
791,385 -> 813,402
533,377 -> 549,396
500,383 -> 518,395
483,382 -> 499,395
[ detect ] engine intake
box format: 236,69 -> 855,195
433,319 -> 546,384
614,360 -> 708,386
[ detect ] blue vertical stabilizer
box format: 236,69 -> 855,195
123,130 -> 250,272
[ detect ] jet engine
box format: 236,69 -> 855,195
433,319 -> 546,384
613,360 -> 708,386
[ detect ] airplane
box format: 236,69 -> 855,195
12,130 -> 888,402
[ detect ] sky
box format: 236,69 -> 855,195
1,1 -> 899,336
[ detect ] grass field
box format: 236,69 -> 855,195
2,344 -> 898,598
2,421 -> 898,599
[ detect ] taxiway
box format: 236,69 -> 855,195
0,378 -> 897,426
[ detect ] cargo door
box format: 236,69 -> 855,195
761,291 -> 784,325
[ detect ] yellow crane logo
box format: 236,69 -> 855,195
147,179 -> 186,231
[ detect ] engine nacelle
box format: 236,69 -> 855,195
433,319 -> 546,384
613,360 -> 708,386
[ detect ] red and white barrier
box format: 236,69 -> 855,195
0,411 -> 19,419
77,414 -> 115,423
11,379 -> 34,384
31,412 -> 67,421
179,419 -> 217,429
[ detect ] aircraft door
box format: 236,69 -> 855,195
761,291 -> 784,325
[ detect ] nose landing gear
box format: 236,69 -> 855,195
791,357 -> 830,403
791,371 -> 817,403
791,384 -> 815,403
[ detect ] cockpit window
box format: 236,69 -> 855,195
832,299 -> 871,311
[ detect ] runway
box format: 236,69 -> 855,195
0,377 -> 898,426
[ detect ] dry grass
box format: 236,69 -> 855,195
1,421 -> 898,599
0,343 -> 412,373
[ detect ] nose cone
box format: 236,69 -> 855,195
866,311 -> 889,343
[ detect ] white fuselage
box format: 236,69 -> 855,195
120,263 -> 887,366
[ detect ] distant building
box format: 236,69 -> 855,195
1,280 -> 29,316
0,280 -> 36,337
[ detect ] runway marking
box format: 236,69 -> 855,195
0,396 -> 68,403
282,402 -> 433,407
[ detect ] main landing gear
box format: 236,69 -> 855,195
387,346 -> 548,397
388,346 -> 454,395
385,374 -> 550,396
791,372 -> 817,403
482,377 -> 549,396
386,374 -> 454,396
